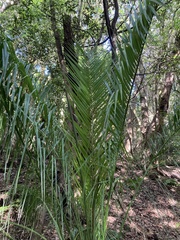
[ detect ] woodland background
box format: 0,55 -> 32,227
0,0 -> 179,239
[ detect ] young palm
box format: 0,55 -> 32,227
0,1 -> 163,239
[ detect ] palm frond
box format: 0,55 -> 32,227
66,0 -> 162,238
104,0 -> 163,147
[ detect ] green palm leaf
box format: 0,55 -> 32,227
66,0 -> 162,238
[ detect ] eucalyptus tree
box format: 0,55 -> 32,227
0,0 -> 172,240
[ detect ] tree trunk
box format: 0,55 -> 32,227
143,72 -> 174,143
156,72 -> 174,132
138,61 -> 150,142
125,107 -> 139,153
140,81 -> 150,141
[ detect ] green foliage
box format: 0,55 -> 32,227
0,0 -> 168,239
125,177 -> 143,190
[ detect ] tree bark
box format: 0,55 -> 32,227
125,107 -> 139,154
138,61 -> 150,141
49,1 -> 78,143
63,14 -> 77,66
144,72 -> 174,142
49,0 -> 64,67
103,0 -> 119,61
63,14 -> 79,92
157,72 -> 174,132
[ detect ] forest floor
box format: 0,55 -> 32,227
108,160 -> 180,240
0,158 -> 180,240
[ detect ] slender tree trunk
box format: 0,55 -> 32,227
138,61 -> 150,142
103,0 -> 119,61
63,14 -> 79,94
140,81 -> 150,140
63,14 -> 78,66
49,0 -> 64,67
142,72 -> 174,145
157,72 -> 174,132
125,107 -> 139,154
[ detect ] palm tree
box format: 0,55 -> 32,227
0,1 -> 163,239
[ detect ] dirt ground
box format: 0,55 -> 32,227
0,159 -> 180,240
108,162 -> 180,240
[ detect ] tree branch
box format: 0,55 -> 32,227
103,0 -> 116,60
0,0 -> 19,13
111,0 -> 119,33
103,0 -> 119,61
